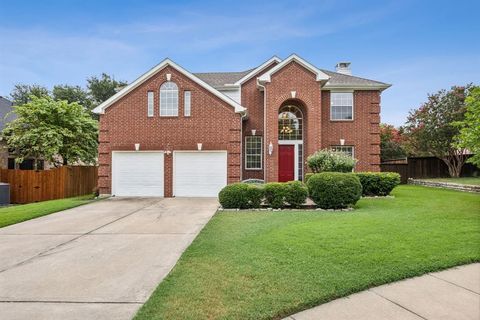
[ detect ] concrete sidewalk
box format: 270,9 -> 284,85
286,263 -> 480,320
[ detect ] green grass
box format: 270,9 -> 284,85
136,185 -> 480,320
425,177 -> 480,186
0,195 -> 96,228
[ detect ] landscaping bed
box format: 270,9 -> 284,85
135,185 -> 480,320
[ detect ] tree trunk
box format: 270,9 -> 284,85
442,149 -> 467,177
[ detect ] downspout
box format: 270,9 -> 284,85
257,80 -> 267,182
240,110 -> 247,182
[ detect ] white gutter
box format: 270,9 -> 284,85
257,80 -> 267,182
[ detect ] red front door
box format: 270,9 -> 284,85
278,145 -> 295,182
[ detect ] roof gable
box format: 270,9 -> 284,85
257,54 -> 330,83
92,59 -> 246,114
233,56 -> 281,85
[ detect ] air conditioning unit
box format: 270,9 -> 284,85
0,183 -> 10,205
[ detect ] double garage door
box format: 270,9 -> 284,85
112,151 -> 227,197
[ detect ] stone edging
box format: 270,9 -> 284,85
408,178 -> 480,193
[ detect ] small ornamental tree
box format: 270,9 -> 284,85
404,85 -> 472,177
2,96 -> 98,168
307,149 -> 357,173
454,86 -> 480,168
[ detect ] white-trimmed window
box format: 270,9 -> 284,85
331,92 -> 353,120
147,91 -> 154,117
160,81 -> 178,116
331,145 -> 354,158
184,91 -> 191,117
245,136 -> 262,169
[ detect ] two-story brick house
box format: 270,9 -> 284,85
93,54 -> 390,197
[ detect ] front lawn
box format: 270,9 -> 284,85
136,185 -> 480,320
425,177 -> 480,186
0,195 -> 96,228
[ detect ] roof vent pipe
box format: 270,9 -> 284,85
335,62 -> 352,75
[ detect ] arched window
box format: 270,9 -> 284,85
160,81 -> 178,116
278,105 -> 303,140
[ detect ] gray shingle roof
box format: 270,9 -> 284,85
0,96 -> 15,131
194,67 -> 388,89
193,69 -> 254,88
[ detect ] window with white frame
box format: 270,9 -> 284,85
331,145 -> 354,158
184,91 -> 191,117
147,91 -> 154,117
245,136 -> 262,169
331,92 -> 353,120
160,81 -> 178,116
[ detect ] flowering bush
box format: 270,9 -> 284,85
307,149 -> 357,173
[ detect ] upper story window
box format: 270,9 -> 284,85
147,91 -> 154,117
278,105 -> 303,140
245,136 -> 262,169
331,145 -> 354,158
184,91 -> 191,117
331,92 -> 353,120
160,81 -> 178,116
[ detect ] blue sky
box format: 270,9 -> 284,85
0,0 -> 478,125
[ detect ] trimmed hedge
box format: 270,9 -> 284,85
285,181 -> 308,208
307,172 -> 362,209
307,149 -> 357,173
355,172 -> 401,196
264,183 -> 288,209
218,183 -> 264,209
304,173 -> 314,184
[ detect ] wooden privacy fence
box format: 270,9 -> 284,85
381,156 -> 479,184
0,166 -> 98,204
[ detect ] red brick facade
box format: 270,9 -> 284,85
98,66 -> 242,196
97,57 -> 384,196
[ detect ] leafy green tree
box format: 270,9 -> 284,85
2,96 -> 98,169
380,124 -> 407,162
404,85 -> 472,177
87,73 -> 127,107
454,86 -> 480,167
52,84 -> 92,110
10,84 -> 49,105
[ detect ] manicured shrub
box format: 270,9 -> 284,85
285,181 -> 308,208
355,172 -> 401,196
307,172 -> 362,209
307,149 -> 357,173
304,173 -> 314,183
218,183 -> 264,209
264,182 -> 289,209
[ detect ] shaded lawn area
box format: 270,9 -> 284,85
425,177 -> 480,186
136,185 -> 480,320
0,195 -> 96,228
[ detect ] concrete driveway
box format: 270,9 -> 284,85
0,197 -> 219,320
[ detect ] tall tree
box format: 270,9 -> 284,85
2,96 -> 98,169
404,85 -> 472,177
87,73 -> 127,107
10,84 -> 49,105
52,84 -> 92,110
454,86 -> 480,167
380,124 -> 407,162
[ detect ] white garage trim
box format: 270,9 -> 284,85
173,150 -> 228,197
112,151 -> 165,197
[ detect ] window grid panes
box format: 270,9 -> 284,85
245,136 -> 262,169
184,91 -> 191,117
331,145 -> 354,158
160,81 -> 179,116
331,92 -> 353,120
298,144 -> 303,181
278,105 -> 303,140
147,91 -> 154,117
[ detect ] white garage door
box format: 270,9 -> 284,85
112,152 -> 164,197
174,151 -> 227,197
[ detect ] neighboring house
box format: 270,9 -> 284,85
93,54 -> 390,197
0,96 -> 46,170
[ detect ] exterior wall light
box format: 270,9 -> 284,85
268,142 -> 274,155
251,129 -> 256,136
340,139 -> 345,146
197,143 -> 203,151
165,150 -> 172,156
134,143 -> 140,151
